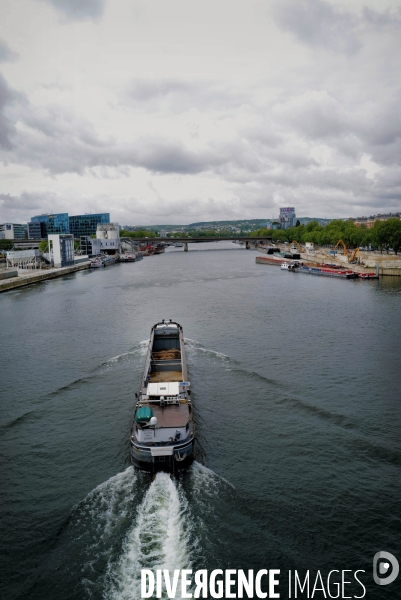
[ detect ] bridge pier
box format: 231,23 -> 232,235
246,241 -> 250,249
184,243 -> 188,252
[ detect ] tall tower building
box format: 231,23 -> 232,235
279,207 -> 296,229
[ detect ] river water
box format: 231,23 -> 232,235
0,242 -> 400,600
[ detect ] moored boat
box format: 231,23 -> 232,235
292,266 -> 358,279
280,261 -> 297,270
358,272 -> 379,279
101,254 -> 119,266
256,255 -> 284,266
140,244 -> 155,256
90,256 -> 105,268
119,253 -> 136,262
130,320 -> 195,472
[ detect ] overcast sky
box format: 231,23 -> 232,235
0,0 -> 401,225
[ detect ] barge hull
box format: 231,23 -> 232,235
131,439 -> 194,472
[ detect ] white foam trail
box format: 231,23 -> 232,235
102,351 -> 136,366
102,340 -> 149,367
105,472 -> 193,600
138,339 -> 150,355
78,467 -> 138,538
184,338 -> 230,362
191,461 -> 235,490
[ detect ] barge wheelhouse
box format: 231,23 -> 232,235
130,320 -> 195,471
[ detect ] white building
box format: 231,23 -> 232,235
6,249 -> 41,269
48,234 -> 75,268
96,223 -> 120,253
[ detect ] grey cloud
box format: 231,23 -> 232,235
4,103 -> 227,175
23,105 -> 111,147
0,74 -> 23,150
244,129 -> 283,148
273,0 -> 362,55
0,193 -> 19,208
38,0 -> 105,20
0,40 -> 18,63
127,79 -> 195,102
272,149 -> 319,169
272,90 -> 401,168
356,101 -> 401,146
3,100 -> 234,176
363,7 -> 401,29
0,191 -> 44,222
123,78 -> 250,113
2,78 -> 400,219
135,142 -> 223,175
0,190 -> 87,223
273,92 -> 349,140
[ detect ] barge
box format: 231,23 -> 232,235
292,265 -> 358,279
130,320 -> 195,471
119,253 -> 136,262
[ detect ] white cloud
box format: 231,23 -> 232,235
0,0 -> 400,224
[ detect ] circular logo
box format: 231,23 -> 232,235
373,552 -> 399,586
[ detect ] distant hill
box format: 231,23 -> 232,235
124,219 -> 269,231
123,217 -> 332,230
186,219 -> 268,228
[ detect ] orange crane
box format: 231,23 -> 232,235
349,247 -> 361,263
334,239 -> 349,256
290,240 -> 305,253
334,240 -> 361,262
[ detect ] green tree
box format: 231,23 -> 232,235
250,228 -> 271,237
271,229 -> 285,242
38,240 -> 49,252
286,225 -> 304,243
386,219 -> 401,254
305,220 -> 321,232
371,221 -> 390,253
120,229 -> 157,238
375,218 -> 401,254
0,239 -> 14,251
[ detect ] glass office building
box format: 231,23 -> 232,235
28,221 -> 47,239
0,223 -> 27,239
31,213 -> 69,235
69,213 -> 110,239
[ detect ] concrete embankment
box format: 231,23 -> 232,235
0,262 -> 90,293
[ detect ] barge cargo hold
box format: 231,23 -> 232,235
130,320 -> 194,472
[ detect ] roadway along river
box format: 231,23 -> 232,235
0,242 -> 400,600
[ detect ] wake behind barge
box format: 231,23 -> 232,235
130,320 -> 195,471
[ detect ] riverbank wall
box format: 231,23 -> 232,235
0,262 -> 91,293
256,247 -> 401,276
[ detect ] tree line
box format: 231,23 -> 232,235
250,218 -> 401,254
120,229 -> 238,239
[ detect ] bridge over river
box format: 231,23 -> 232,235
120,236 -> 271,251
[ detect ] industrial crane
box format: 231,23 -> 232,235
349,247 -> 361,263
334,240 -> 361,263
334,239 -> 349,256
290,240 -> 305,253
